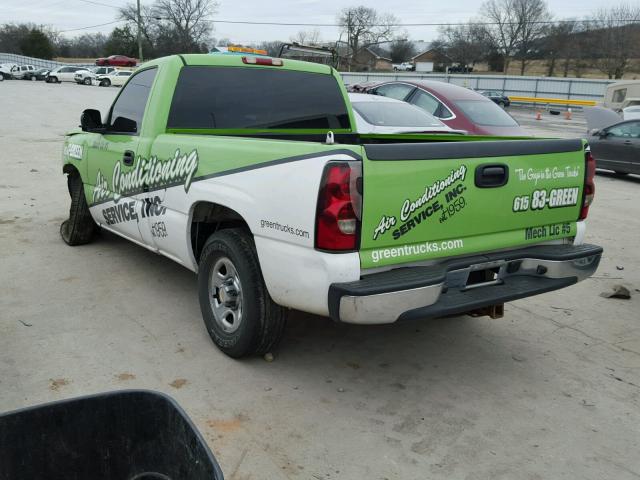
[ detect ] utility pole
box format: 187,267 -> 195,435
347,11 -> 352,72
137,0 -> 143,62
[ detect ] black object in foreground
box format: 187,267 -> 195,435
0,390 -> 224,480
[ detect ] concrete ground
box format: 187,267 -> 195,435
1,80 -> 639,480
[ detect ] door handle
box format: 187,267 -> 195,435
475,164 -> 509,188
122,150 -> 134,166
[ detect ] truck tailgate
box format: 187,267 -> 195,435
360,139 -> 586,269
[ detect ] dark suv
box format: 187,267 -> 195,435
480,90 -> 511,107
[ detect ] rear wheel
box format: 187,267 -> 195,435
60,173 -> 97,246
198,229 -> 287,358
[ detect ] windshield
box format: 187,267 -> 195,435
454,100 -> 518,126
352,101 -> 444,127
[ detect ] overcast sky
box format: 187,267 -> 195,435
1,0 -> 613,45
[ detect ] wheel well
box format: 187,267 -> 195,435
190,202 -> 251,262
63,163 -> 79,176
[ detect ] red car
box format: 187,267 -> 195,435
352,80 -> 526,136
95,55 -> 137,67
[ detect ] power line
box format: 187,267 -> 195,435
58,19 -> 123,33
75,0 -> 122,8
145,16 -> 640,28
197,18 -> 640,27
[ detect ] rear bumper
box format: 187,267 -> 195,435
329,244 -> 602,324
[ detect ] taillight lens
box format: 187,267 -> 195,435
579,148 -> 596,220
315,162 -> 362,251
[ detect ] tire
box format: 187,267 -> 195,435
49,76 -> 58,83
198,229 -> 287,358
83,77 -> 92,85
100,79 -> 110,87
60,173 -> 97,246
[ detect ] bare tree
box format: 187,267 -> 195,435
512,0 -> 552,75
255,40 -> 284,57
290,29 -> 322,45
153,0 -> 218,53
119,3 -> 157,48
482,0 -> 521,73
540,21 -> 576,76
438,22 -> 490,70
389,38 -> 416,63
337,6 -> 397,70
585,4 -> 640,79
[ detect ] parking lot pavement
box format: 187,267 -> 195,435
509,105 -> 590,139
1,80 -> 639,479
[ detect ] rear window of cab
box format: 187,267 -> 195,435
167,66 -> 351,130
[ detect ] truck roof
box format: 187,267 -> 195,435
143,53 -> 333,75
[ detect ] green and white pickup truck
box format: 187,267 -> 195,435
60,53 -> 602,357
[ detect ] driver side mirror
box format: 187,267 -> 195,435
80,109 -> 102,132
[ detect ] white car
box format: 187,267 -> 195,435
392,62 -> 414,71
0,63 -> 18,79
10,65 -> 36,79
622,105 -> 640,121
348,93 -> 462,134
74,66 -> 117,85
96,70 -> 132,87
46,65 -> 86,83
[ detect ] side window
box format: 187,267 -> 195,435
411,90 -> 454,119
411,89 -> 439,115
608,122 -> 640,138
612,88 -> 627,103
375,83 -> 414,101
108,68 -> 157,134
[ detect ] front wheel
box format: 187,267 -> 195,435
49,76 -> 58,83
83,77 -> 92,85
60,173 -> 97,246
99,79 -> 110,87
198,229 -> 287,358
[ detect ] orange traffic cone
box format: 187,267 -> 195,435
564,108 -> 572,120
535,111 -> 542,120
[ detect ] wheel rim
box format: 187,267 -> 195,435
209,257 -> 243,333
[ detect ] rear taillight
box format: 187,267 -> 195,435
579,148 -> 596,220
315,161 -> 362,251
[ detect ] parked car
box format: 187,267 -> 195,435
349,93 -> 461,134
24,68 -> 50,81
589,119 -> 640,175
10,65 -> 36,80
622,105 -> 640,121
75,66 -> 117,85
46,66 -> 86,83
95,55 -> 137,67
392,62 -> 414,71
480,90 -> 511,107
96,70 -> 132,87
358,80 -> 527,136
0,63 -> 18,79
60,53 -> 601,357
